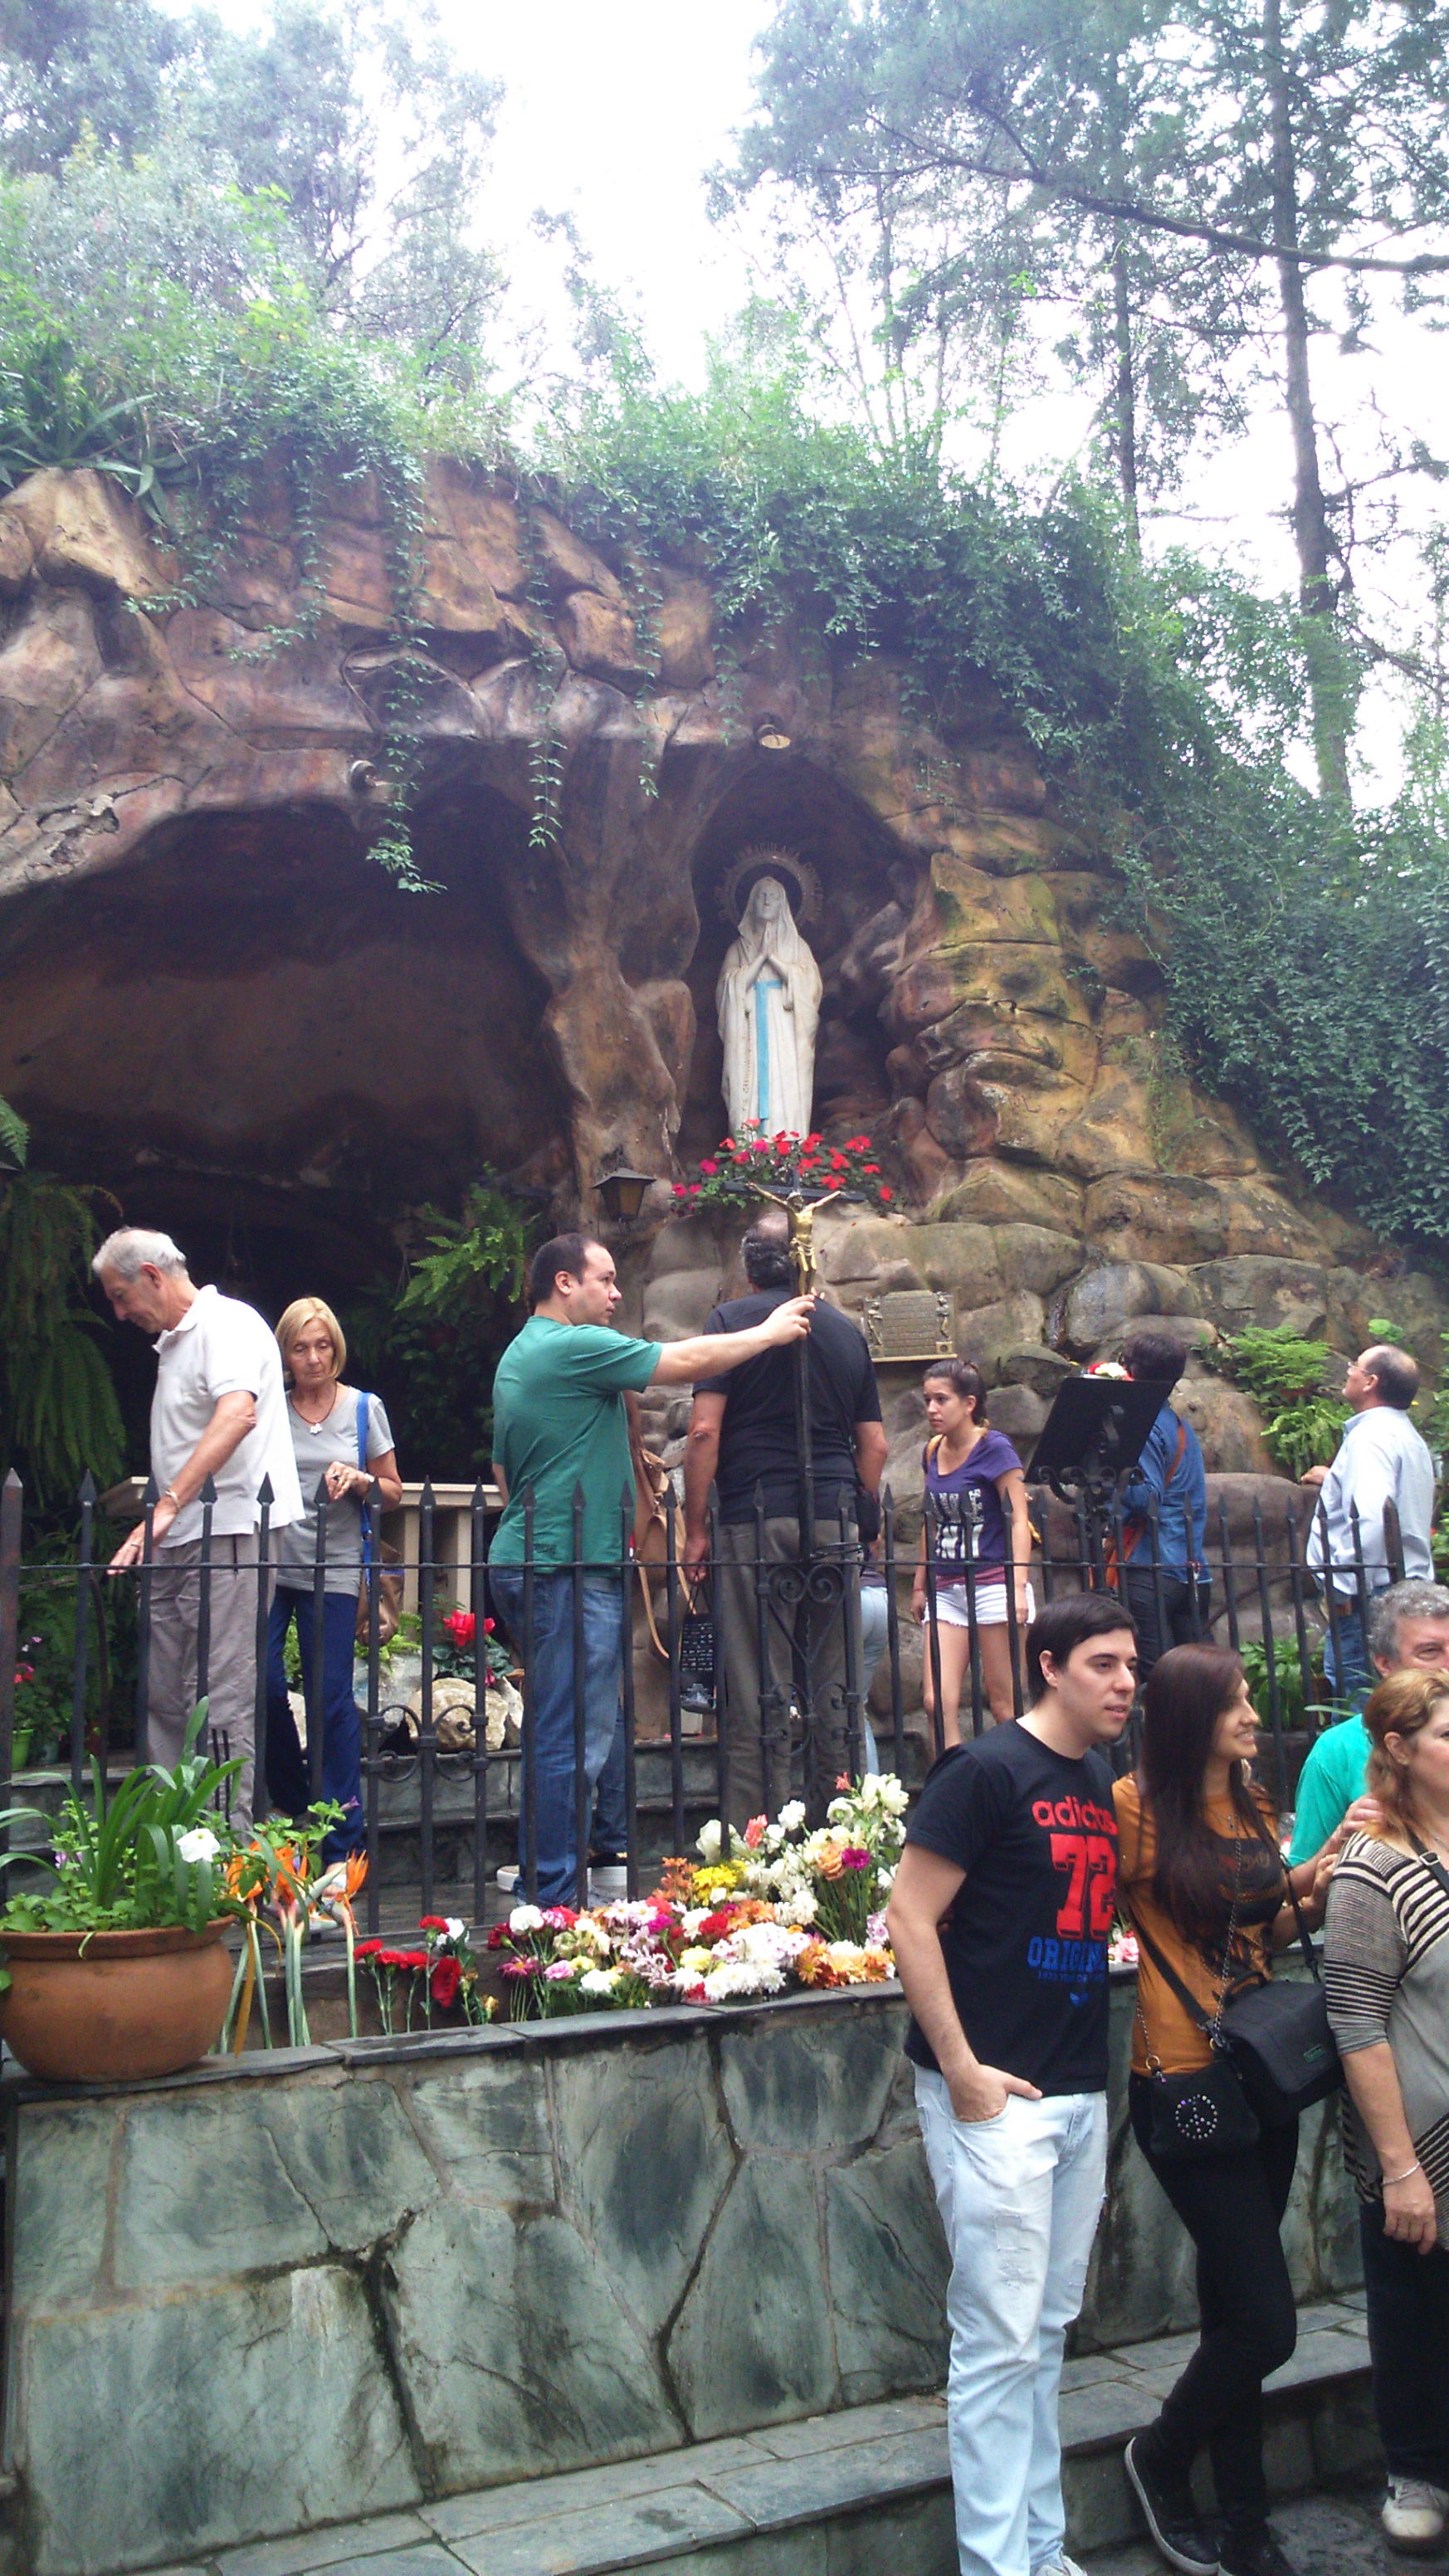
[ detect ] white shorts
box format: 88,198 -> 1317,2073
931,1581 -> 1036,1632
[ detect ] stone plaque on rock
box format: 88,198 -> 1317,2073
863,1289 -> 955,1364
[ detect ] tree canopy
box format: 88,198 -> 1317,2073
727,0 -> 1449,798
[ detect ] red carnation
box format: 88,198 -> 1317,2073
430,1955 -> 463,2008
861,1164 -> 880,1174
700,1159 -> 719,1175
419,1915 -> 451,1933
880,1186 -> 894,1203
672,1183 -> 688,1198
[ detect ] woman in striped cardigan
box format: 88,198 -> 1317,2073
1324,1668 -> 1449,2558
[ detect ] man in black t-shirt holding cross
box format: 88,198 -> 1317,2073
887,1593 -> 1138,2576
684,1212 -> 886,1827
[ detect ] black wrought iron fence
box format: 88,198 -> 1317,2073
0,1464 -> 1411,1925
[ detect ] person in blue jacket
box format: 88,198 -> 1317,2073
1116,1329 -> 1209,1677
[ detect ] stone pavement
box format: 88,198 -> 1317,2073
1085,2484 -> 1447,2574
130,2295 -> 1382,2576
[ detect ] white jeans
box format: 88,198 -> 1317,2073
915,2071 -> 1108,2576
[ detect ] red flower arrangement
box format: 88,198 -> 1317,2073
356,1917 -> 490,2032
672,1125 -> 895,1212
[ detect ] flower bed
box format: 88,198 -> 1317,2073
356,1775 -> 906,2028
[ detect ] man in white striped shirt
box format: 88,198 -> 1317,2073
1303,1345 -> 1435,1708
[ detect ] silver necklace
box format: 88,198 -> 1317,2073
290,1385 -> 341,1432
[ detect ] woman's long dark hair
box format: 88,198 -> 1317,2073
1139,1643 -> 1263,1937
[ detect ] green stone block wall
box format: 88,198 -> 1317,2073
0,1982 -> 1359,2576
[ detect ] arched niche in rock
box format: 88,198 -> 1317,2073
679,754 -> 917,1162
0,784 -> 571,1321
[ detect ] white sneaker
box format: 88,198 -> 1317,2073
1383,2478 -> 1449,2554
588,1865 -> 629,1900
1032,2556 -> 1089,2576
495,1866 -> 520,1894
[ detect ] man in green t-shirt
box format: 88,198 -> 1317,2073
1288,1578 -> 1449,1863
490,1231 -> 813,1903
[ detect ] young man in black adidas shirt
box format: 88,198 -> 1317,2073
886,1593 -> 1138,2576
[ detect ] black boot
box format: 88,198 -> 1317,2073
1125,2432 -> 1222,2576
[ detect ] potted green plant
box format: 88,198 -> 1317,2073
0,1709 -> 249,2084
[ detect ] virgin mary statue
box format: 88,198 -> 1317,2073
716,874 -> 822,1136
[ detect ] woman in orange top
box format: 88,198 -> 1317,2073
1114,1644 -> 1340,2576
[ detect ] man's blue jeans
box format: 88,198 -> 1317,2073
1321,1596 -> 1374,1711
489,1569 -> 627,1904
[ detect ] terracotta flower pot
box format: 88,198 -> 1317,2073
0,1921 -> 235,2085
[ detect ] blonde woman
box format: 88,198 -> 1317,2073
1325,1669 -> 1449,2557
266,1299 -> 402,1859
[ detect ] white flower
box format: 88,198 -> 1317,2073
696,1819 -> 724,1862
509,1904 -> 545,1934
778,1800 -> 807,1832
681,1909 -> 710,1936
779,1886 -> 819,1926
703,1959 -> 786,2002
445,1917 -> 466,1940
579,1968 -> 621,1998
731,1922 -> 807,1969
177,1827 -> 221,1866
879,1775 -> 910,1816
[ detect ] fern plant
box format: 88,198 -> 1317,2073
1218,1325 -> 1349,1478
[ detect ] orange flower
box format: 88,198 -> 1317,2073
796,1940 -> 838,1988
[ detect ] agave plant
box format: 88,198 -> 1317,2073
0,338 -> 159,496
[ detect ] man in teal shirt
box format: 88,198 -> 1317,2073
490,1231 -> 813,1902
1288,1578 -> 1449,1863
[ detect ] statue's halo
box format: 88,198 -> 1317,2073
716,845 -> 822,927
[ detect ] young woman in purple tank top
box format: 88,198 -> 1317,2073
912,1358 -> 1033,1735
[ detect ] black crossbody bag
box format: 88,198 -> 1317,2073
1131,1813 -> 1341,2161
1217,1814 -> 1341,2125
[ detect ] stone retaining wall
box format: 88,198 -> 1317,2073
1,1980 -> 1359,2575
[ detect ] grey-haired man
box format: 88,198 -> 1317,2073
1287,1577 -> 1449,1866
95,1229 -> 301,1828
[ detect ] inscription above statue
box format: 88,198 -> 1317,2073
716,866 -> 822,1138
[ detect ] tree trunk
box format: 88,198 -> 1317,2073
1263,0 -> 1352,803
1111,245 -> 1140,546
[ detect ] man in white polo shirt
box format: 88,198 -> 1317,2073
97,1229 -> 301,1830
